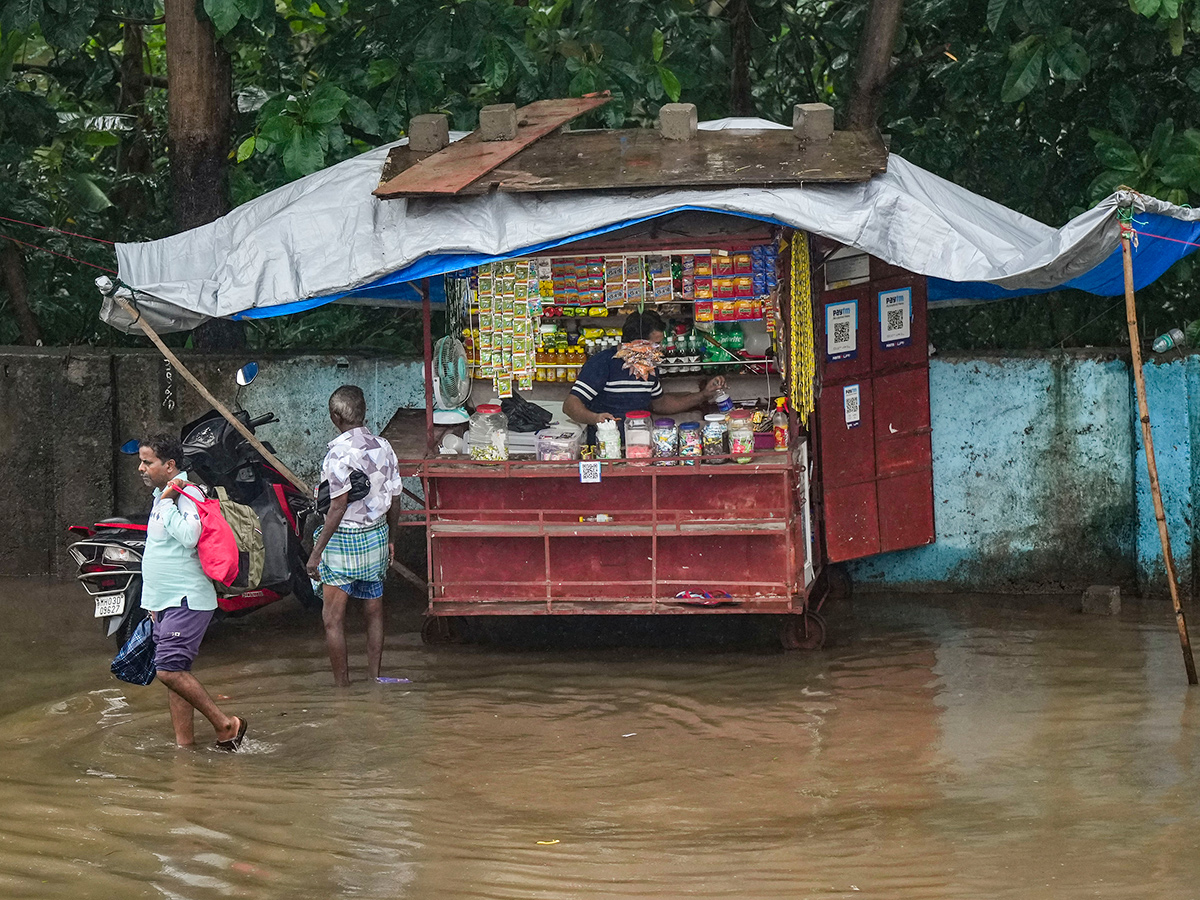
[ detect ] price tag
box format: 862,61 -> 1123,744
579,461 -> 601,484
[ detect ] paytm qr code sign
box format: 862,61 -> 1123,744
825,300 -> 858,361
843,384 -> 861,428
879,287 -> 912,349
579,461 -> 602,483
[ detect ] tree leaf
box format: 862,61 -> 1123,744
1089,129 -> 1140,172
233,0 -> 262,21
1146,118 -> 1174,166
68,173 -> 112,212
1128,0 -> 1162,15
235,135 -> 256,163
658,65 -> 681,102
0,0 -> 43,33
651,27 -> 664,62
282,124 -> 324,177
1187,69 -> 1200,93
257,113 -> 295,149
1169,12 -> 1184,54
1046,41 -> 1089,80
343,95 -> 379,136
304,83 -> 348,125
1108,83 -> 1138,135
202,0 -> 242,36
1001,44 -> 1044,102
987,0 -> 1011,32
367,59 -> 400,88
484,42 -> 510,89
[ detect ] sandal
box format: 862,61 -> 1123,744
216,716 -> 248,752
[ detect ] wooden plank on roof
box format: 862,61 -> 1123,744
452,127 -> 887,195
373,94 -> 612,199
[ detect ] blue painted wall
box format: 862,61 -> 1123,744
850,351 -> 1200,597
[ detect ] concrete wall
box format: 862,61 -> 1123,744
0,348 -> 424,575
3,345 -> 1198,596
849,350 -> 1200,598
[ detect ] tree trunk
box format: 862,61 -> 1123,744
164,0 -> 244,348
845,0 -> 905,132
728,0 -> 753,116
1,240 -> 42,345
113,23 -> 153,218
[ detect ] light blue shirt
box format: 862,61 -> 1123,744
140,472 -> 218,612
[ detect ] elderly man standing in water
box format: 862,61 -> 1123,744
307,385 -> 403,686
138,434 -> 247,751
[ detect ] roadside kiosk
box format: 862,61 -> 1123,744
370,99 -> 934,649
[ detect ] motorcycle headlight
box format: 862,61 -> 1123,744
103,546 -> 137,564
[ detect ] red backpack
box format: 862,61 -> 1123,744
175,485 -> 240,587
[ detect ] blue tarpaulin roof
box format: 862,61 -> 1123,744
103,118 -> 1200,333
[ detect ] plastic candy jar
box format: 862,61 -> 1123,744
728,409 -> 755,464
678,422 -> 702,466
652,418 -> 679,465
624,411 -> 653,465
702,413 -> 728,463
597,419 -> 622,460
469,404 -> 509,461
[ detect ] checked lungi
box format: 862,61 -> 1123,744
315,519 -> 390,599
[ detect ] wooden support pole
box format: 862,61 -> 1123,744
113,293 -> 428,591
1122,227 -> 1198,685
113,294 -> 310,494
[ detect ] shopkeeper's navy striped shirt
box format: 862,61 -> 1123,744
570,347 -> 663,419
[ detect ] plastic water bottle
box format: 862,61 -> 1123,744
1152,328 -> 1185,353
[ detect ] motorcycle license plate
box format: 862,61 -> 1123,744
93,591 -> 126,618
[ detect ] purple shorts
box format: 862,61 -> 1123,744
151,598 -> 214,672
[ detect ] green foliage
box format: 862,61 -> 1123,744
3,0 -> 1200,352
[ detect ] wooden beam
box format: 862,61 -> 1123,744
373,94 -> 611,198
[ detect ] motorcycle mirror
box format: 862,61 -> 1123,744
119,439 -> 141,455
236,362 -> 259,387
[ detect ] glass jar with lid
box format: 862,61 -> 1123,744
597,419 -> 622,460
678,421 -> 702,465
469,404 -> 508,461
624,411 -> 653,465
702,413 -> 728,463
728,409 -> 755,464
652,418 -> 678,465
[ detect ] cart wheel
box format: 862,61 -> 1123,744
421,615 -> 457,645
780,611 -> 826,651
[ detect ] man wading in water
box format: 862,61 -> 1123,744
138,435 -> 247,750
307,386 -> 402,686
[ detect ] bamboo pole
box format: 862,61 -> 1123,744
112,294 -> 311,494
110,291 -> 428,590
1121,225 -> 1198,685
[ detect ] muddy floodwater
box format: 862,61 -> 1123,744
4,579 -> 1200,899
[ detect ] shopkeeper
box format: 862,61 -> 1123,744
563,310 -> 725,430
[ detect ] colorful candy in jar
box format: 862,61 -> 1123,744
678,422 -> 702,466
652,418 -> 678,465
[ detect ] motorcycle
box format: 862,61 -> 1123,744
68,363 -> 319,646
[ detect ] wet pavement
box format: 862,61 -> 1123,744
3,578 -> 1200,899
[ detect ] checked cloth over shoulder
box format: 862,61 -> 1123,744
316,520 -> 390,586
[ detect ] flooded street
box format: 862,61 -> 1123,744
3,579 -> 1200,899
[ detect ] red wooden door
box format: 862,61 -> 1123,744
814,251 -> 934,563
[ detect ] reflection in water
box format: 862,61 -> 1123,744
2,579 -> 1200,899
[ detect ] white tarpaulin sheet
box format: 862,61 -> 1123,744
103,118 -> 1200,333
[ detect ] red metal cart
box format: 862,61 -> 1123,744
380,219 -> 935,650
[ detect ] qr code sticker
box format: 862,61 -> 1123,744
887,308 -> 904,333
579,461 -> 601,484
833,321 -> 852,345
844,392 -> 859,416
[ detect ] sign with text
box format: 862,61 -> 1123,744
879,287 -> 913,349
825,300 -> 858,361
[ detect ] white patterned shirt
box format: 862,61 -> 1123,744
320,427 -> 403,528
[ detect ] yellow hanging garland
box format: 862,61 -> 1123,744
789,231 -> 816,420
